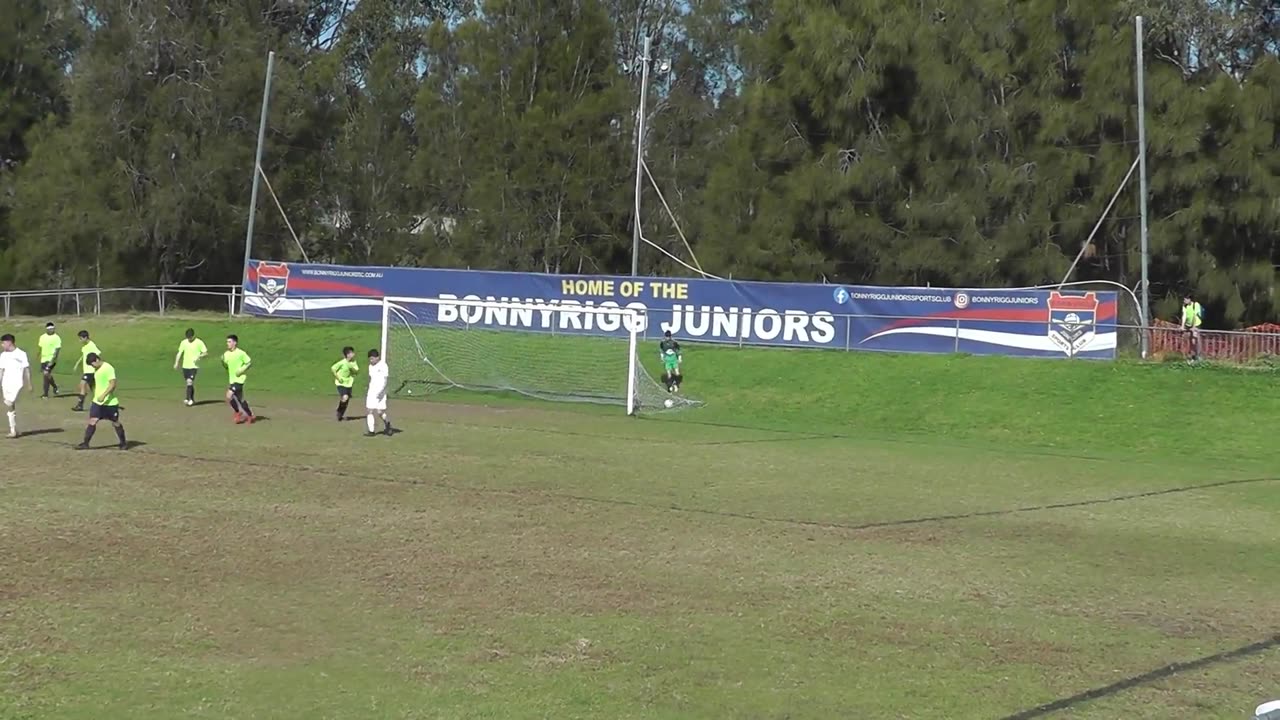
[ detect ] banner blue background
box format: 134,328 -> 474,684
244,260 -> 1118,359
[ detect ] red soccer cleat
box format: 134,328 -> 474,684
243,414 -> 256,425
233,413 -> 245,424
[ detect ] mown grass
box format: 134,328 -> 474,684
0,312 -> 1276,719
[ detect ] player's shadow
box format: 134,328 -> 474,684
192,400 -> 222,407
248,416 -> 270,423
85,440 -> 147,450
21,428 -> 64,437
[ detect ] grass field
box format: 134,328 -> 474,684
1,313 -> 1277,719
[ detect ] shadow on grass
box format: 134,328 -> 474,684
358,427 -> 402,436
81,440 -> 148,451
1000,634 -> 1280,719
18,428 -> 64,437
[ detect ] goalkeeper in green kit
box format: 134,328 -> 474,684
659,330 -> 682,393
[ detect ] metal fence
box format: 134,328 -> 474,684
1,285 -> 240,318
3,285 -> 1278,364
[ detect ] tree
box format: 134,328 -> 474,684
415,0 -> 633,273
1,0 -> 1277,325
0,0 -> 79,288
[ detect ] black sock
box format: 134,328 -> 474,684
114,424 -> 127,446
83,424 -> 96,444
186,385 -> 194,402
337,400 -> 348,418
239,398 -> 252,416
229,396 -> 241,414
77,393 -> 85,406
42,376 -> 50,396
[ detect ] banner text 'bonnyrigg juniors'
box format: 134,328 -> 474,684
243,261 -> 1118,359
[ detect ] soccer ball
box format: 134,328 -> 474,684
664,398 -> 674,409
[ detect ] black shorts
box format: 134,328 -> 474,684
183,368 -> 198,380
41,362 -> 56,373
337,385 -> 353,398
89,403 -> 120,422
228,383 -> 245,396
81,373 -> 95,385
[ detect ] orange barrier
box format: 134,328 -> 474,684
1148,320 -> 1280,362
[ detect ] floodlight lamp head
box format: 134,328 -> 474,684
657,59 -> 672,74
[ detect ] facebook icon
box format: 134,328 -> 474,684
832,287 -> 849,305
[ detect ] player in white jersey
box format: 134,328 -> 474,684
364,348 -> 392,437
0,334 -> 33,438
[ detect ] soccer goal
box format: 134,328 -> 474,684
380,296 -> 700,415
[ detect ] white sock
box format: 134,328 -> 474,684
366,414 -> 375,433
6,410 -> 15,433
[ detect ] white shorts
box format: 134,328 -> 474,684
365,394 -> 387,411
2,385 -> 21,406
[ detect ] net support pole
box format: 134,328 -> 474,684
630,35 -> 651,277
241,50 -> 275,312
626,313 -> 639,416
1058,155 -> 1140,288
380,297 -> 390,361
1135,15 -> 1152,359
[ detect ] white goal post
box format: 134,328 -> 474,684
379,295 -> 699,415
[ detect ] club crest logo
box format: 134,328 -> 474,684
256,262 -> 290,314
1047,291 -> 1098,355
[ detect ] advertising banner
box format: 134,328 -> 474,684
243,260 -> 1117,359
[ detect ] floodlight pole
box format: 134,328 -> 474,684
242,50 -> 276,299
1135,17 -> 1151,358
630,35 -> 651,278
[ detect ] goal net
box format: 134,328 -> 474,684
380,296 -> 702,414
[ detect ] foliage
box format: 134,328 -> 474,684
3,0 -> 1278,325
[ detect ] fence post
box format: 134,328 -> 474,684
75,293 -> 81,316
954,318 -> 961,353
95,289 -> 101,315
228,289 -> 234,317
301,297 -> 307,322
3,292 -> 8,318
844,315 -> 851,351
158,287 -> 165,316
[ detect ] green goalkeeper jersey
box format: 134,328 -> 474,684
659,338 -> 681,367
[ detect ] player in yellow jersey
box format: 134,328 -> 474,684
222,334 -> 255,424
330,346 -> 359,421
72,330 -> 101,412
76,353 -> 127,450
1180,294 -> 1204,362
173,328 -> 209,406
37,322 -> 62,398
